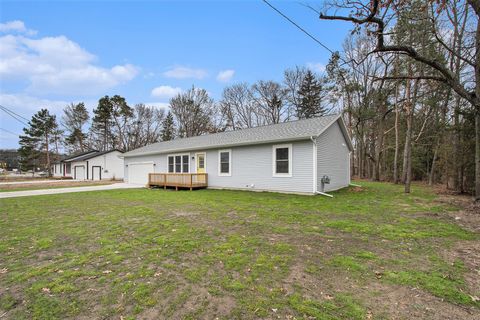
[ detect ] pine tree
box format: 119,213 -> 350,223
91,96 -> 114,151
161,111 -> 175,141
63,102 -> 89,152
18,134 -> 40,173
18,109 -> 58,175
296,70 -> 326,119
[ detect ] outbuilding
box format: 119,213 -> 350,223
52,149 -> 124,180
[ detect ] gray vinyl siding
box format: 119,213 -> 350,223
317,121 -> 351,192
124,140 -> 314,193
206,140 -> 313,194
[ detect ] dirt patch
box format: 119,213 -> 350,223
365,282 -> 478,320
173,211 -> 200,217
442,240 -> 480,296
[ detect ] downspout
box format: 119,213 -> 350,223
310,136 -> 317,194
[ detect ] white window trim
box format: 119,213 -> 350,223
272,144 -> 293,177
167,153 -> 190,173
195,152 -> 207,173
218,149 -> 232,177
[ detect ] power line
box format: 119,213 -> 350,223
0,104 -> 29,122
261,0 -> 368,73
0,106 -> 28,126
0,127 -> 20,136
261,0 -> 336,55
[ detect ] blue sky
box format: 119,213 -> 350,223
0,0 -> 351,149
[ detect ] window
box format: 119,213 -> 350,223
168,156 -> 174,173
65,163 -> 71,174
273,144 -> 292,177
182,155 -> 189,173
175,156 -> 181,172
218,149 -> 231,176
168,154 -> 190,173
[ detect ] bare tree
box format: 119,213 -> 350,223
251,80 -> 288,124
125,104 -> 165,150
284,66 -> 307,119
220,83 -> 258,130
320,0 -> 480,200
170,86 -> 215,137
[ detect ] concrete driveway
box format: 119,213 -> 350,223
0,183 -> 144,199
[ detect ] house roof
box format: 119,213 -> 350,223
70,149 -> 123,162
122,114 -> 353,158
61,150 -> 98,163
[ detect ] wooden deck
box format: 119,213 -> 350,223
148,173 -> 208,190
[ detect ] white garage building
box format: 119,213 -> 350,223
52,149 -> 124,180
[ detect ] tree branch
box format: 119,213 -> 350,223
319,0 -> 477,106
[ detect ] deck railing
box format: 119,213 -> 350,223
148,173 -> 208,190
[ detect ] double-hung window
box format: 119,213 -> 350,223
168,154 -> 190,173
218,149 -> 231,176
273,144 -> 292,177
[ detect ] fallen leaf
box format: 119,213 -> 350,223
470,295 -> 480,302
0,268 -> 8,274
102,270 -> 112,274
366,310 -> 373,319
42,287 -> 50,293
272,308 -> 278,313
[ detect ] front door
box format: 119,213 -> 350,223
196,153 -> 206,173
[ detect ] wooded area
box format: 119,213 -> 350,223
318,0 -> 478,199
15,0 -> 478,199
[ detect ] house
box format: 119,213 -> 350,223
51,149 -> 124,180
122,114 -> 353,194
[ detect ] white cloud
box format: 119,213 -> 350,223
0,20 -> 37,35
0,24 -> 138,96
216,69 -> 235,82
307,62 -> 326,73
151,85 -> 182,98
163,66 -> 208,79
0,93 -> 70,113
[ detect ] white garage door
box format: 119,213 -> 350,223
128,163 -> 154,185
74,166 -> 86,180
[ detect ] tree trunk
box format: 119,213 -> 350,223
404,111 -> 413,193
403,75 -> 414,193
393,84 -> 400,184
374,106 -> 386,181
476,111 -> 480,201
45,132 -> 50,177
429,140 -> 439,186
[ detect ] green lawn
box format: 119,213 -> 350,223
0,182 -> 478,319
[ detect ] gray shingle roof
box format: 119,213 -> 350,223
123,114 -> 345,158
70,149 -> 122,162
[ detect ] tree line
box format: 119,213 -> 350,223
319,0 -> 477,199
18,68 -> 328,173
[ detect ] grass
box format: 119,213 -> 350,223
0,181 -> 478,319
